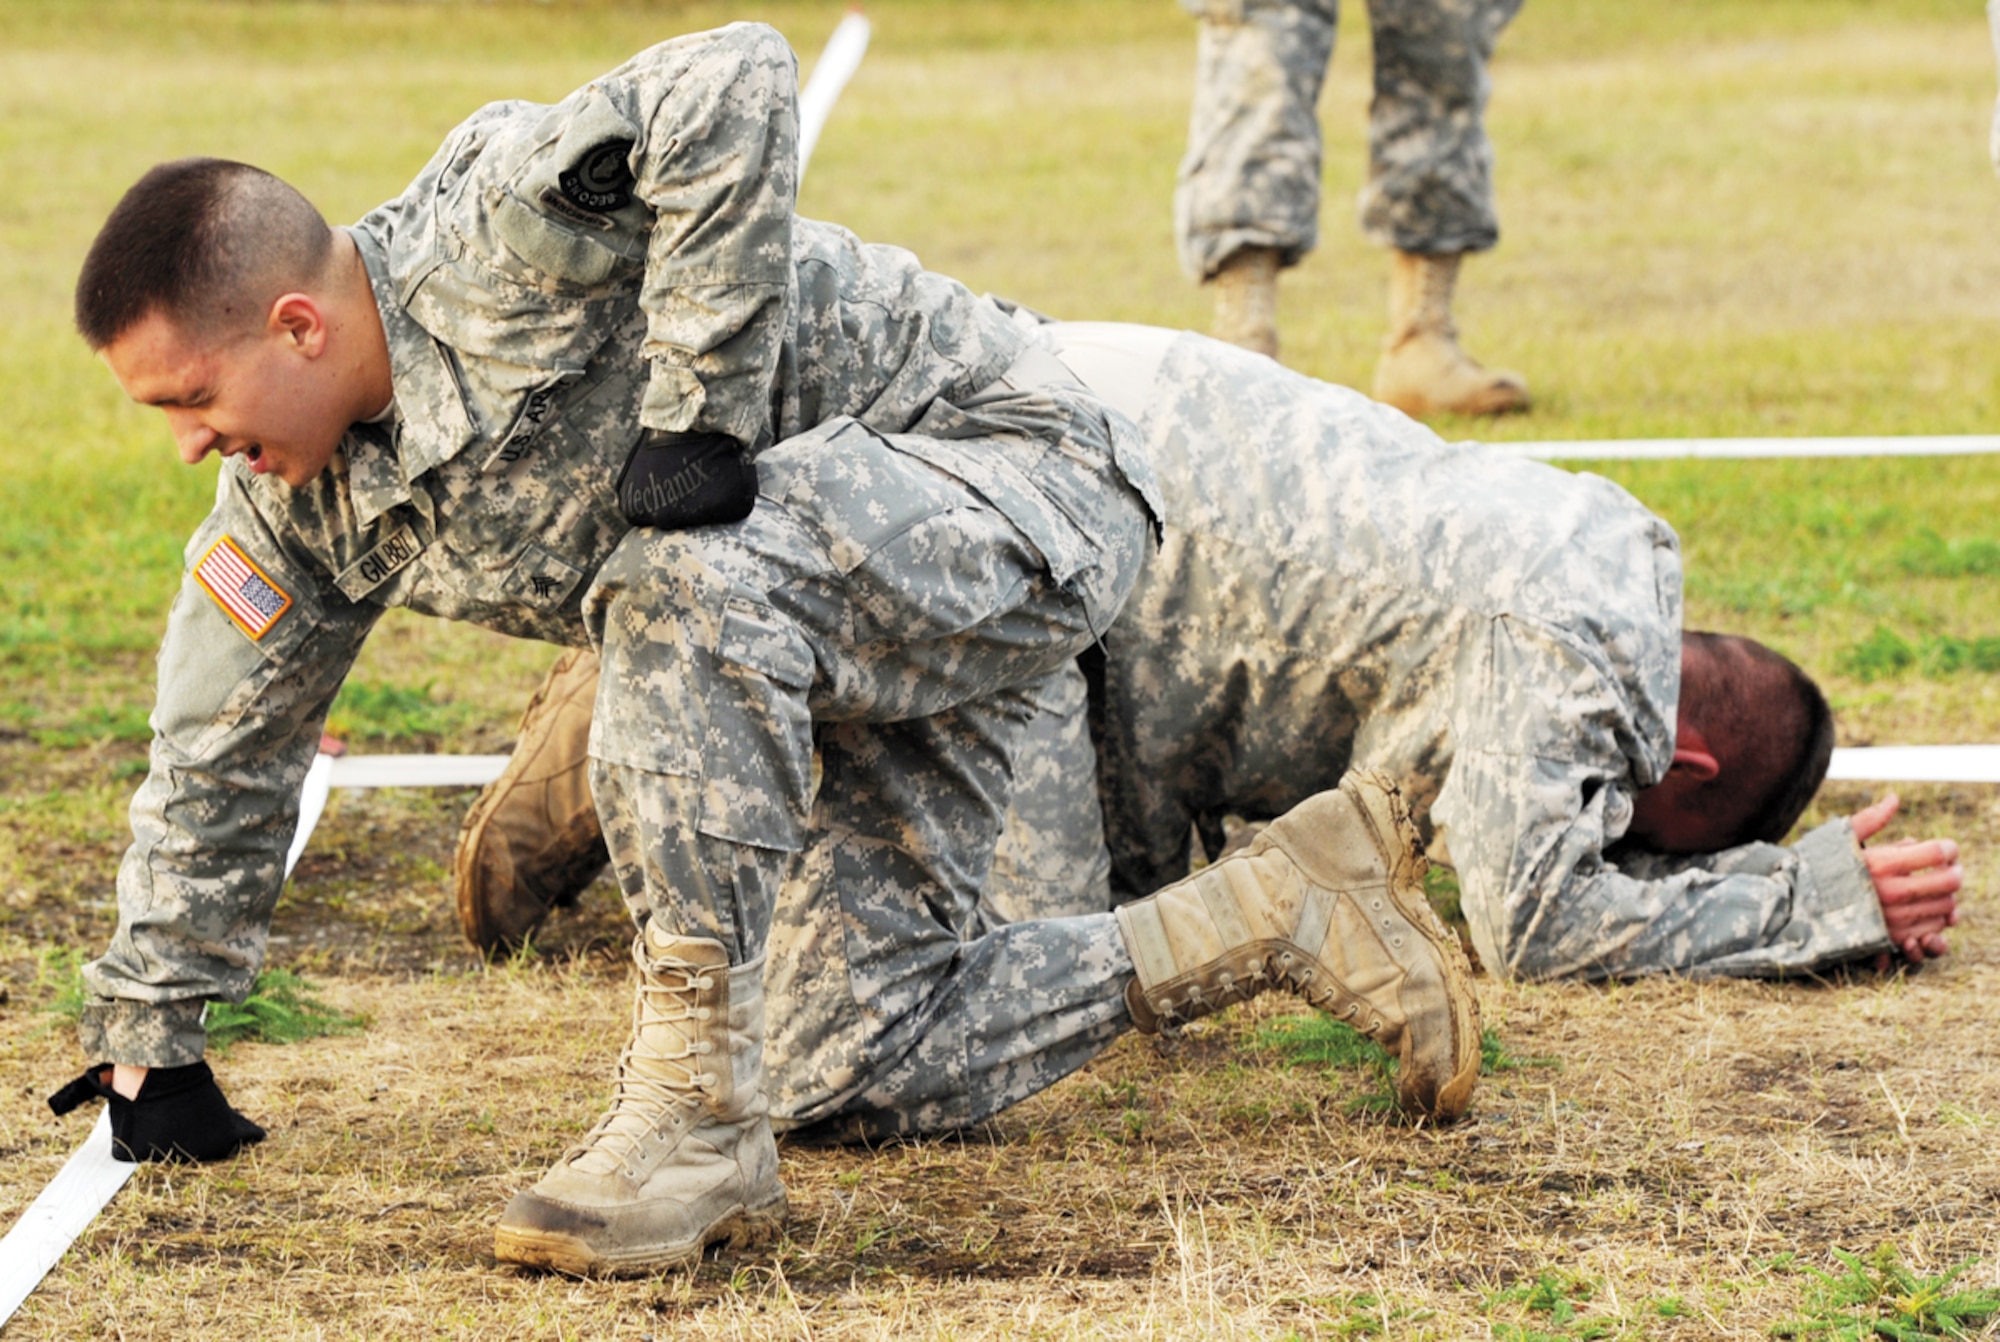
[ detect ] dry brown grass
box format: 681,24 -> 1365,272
5,785 -> 2000,1338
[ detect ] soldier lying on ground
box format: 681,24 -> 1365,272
51,24 -> 1482,1278
459,321 -> 1963,1116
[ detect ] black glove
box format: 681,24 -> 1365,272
48,1061 -> 266,1164
617,430 -> 759,530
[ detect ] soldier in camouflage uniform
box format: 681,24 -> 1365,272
994,325 -> 1966,965
464,322 -> 1960,1137
60,23 -> 1484,1276
773,322 -> 1961,1128
1178,0 -> 1530,418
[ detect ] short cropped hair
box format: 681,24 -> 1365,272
1680,631 -> 1836,848
75,158 -> 333,350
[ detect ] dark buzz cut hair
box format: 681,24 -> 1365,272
74,157 -> 334,350
1683,631 -> 1837,849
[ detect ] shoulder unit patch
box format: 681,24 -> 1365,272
194,535 -> 293,640
558,138 -> 634,214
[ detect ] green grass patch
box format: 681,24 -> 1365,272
38,947 -> 366,1053
1837,627 -> 2000,683
324,679 -> 476,747
204,969 -> 368,1052
1423,864 -> 1464,926
1484,1269 -> 1617,1341
1259,1014 -> 1555,1115
30,702 -> 153,749
1772,1243 -> 2000,1341
1894,531 -> 2000,579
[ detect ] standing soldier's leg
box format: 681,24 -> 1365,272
1363,0 -> 1530,416
1175,0 -> 1341,359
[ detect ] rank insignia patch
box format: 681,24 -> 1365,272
194,536 -> 292,640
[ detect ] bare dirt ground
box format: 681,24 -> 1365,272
7,777 -> 2000,1339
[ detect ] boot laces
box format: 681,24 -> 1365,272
1267,948 -> 1389,1040
566,959 -> 722,1178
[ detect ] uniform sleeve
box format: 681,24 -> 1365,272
1436,615 -> 1891,982
1443,748 -> 1890,981
78,475 -> 381,1066
430,22 -> 800,449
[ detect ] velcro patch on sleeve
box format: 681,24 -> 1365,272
194,535 -> 293,640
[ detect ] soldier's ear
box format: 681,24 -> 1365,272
1667,722 -> 1720,783
267,293 -> 328,357
1667,745 -> 1720,783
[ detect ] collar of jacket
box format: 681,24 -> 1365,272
344,223 -> 475,526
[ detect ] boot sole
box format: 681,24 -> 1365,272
494,1195 -> 787,1278
1344,770 -> 1483,1121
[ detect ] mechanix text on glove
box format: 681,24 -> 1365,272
617,430 -> 760,531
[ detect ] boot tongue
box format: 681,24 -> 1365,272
566,935 -> 724,1177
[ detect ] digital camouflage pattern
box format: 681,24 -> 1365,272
1174,0 -> 1525,280
754,320 -> 1891,1132
987,323 -> 1891,983
79,24 -> 1160,1081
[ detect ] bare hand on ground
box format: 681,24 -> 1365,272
1850,792 -> 1962,970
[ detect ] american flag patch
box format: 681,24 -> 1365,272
194,536 -> 293,640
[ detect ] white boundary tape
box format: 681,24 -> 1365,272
327,754 -> 508,790
797,10 -> 871,177
1502,434 -> 2000,461
1825,745 -> 2000,785
0,1112 -> 135,1329
293,744 -> 2000,801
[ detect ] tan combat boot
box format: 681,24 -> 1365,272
1373,250 -> 1529,418
1211,245 -> 1282,359
455,647 -> 609,954
494,930 -> 786,1276
1115,771 -> 1481,1120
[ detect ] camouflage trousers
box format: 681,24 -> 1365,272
1175,0 -> 1526,279
581,368 -> 1149,1138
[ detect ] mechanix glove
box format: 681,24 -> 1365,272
48,1061 -> 266,1164
617,430 -> 759,530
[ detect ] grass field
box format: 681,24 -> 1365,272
5,0 -> 2000,1336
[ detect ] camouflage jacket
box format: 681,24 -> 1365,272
1047,322 -> 1889,982
79,24 -> 1151,1066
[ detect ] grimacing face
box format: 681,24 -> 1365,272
101,305 -> 349,489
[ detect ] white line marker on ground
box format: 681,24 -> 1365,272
1501,435 -> 2000,461
302,746 -> 2000,794
0,1112 -> 136,1330
1826,745 -> 2000,785
798,10 -> 871,177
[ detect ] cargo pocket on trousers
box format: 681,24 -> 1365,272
693,597 -> 818,854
